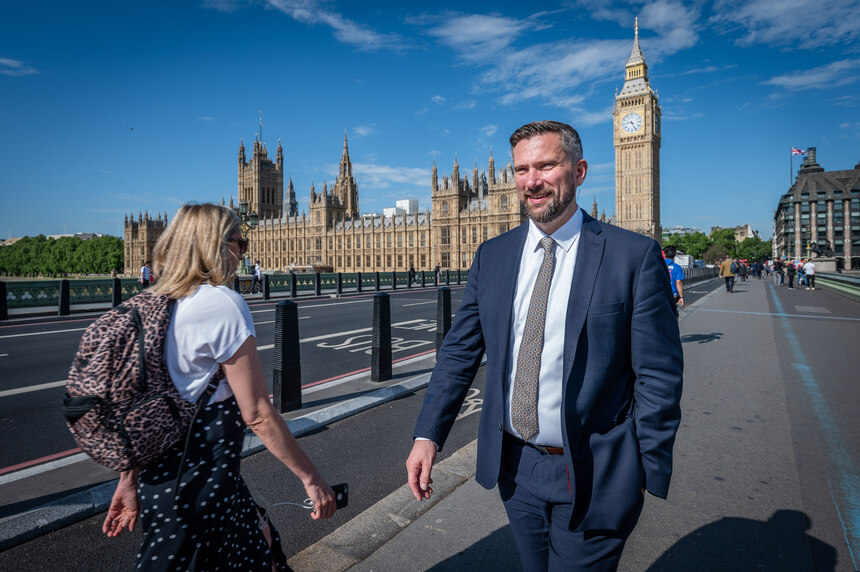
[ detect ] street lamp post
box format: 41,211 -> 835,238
235,199 -> 258,273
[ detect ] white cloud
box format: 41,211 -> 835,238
431,95 -> 446,105
352,163 -> 431,190
0,57 -> 39,76
425,4 -> 699,118
764,59 -> 860,90
197,116 -> 217,122
426,13 -> 535,63
207,0 -> 407,51
710,0 -> 860,49
479,125 -> 498,137
453,100 -> 477,110
353,124 -> 376,137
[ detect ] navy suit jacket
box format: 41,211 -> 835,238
413,210 -> 683,531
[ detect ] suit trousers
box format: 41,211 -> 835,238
498,434 -> 643,572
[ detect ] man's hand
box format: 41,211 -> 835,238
406,440 -> 437,501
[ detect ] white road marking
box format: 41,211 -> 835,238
0,380 -> 68,398
249,299 -> 371,314
403,301 -> 436,307
0,327 -> 87,340
1,319 -> 427,397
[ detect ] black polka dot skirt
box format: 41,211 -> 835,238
135,397 -> 290,571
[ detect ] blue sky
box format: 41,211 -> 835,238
2,0 -> 858,240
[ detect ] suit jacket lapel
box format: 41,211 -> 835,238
562,212 -> 605,387
494,224 -> 528,383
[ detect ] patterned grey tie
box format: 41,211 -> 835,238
511,236 -> 556,442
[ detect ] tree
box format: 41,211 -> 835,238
703,244 -> 729,265
736,237 -> 772,262
709,228 -> 738,257
665,232 -> 711,259
0,235 -> 124,276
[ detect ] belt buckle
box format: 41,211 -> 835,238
530,443 -> 550,454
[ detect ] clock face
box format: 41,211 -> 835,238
622,112 -> 643,133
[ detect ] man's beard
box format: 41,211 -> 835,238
520,189 -> 575,224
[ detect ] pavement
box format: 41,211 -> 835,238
3,276 -> 858,570
287,276 -> 857,571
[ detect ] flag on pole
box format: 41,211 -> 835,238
791,147 -> 807,156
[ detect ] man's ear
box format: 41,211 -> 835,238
575,159 -> 588,186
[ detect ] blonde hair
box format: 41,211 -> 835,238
149,203 -> 241,299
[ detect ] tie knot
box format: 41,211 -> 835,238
540,236 -> 554,254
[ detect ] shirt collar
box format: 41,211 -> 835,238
526,207 -> 583,254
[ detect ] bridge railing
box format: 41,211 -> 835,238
0,272 -> 469,317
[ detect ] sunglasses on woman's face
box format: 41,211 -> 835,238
227,236 -> 249,254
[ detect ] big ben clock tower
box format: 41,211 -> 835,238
614,18 -> 662,243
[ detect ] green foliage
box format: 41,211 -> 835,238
0,235 -> 124,277
735,237 -> 772,262
703,244 -> 729,264
664,232 -> 711,259
709,228 -> 738,256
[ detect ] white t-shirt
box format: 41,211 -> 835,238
803,262 -> 815,275
165,284 -> 256,403
140,266 -> 151,281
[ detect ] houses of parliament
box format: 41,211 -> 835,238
124,24 -> 661,275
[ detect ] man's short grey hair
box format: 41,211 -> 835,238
509,121 -> 583,163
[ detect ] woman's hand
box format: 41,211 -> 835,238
102,469 -> 140,537
303,476 -> 336,520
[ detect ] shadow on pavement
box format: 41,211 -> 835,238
427,526 -> 522,571
680,333 -> 723,344
646,510 -> 837,572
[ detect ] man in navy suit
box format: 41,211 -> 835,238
406,121 -> 683,571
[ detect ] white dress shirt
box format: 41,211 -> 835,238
506,208 -> 583,446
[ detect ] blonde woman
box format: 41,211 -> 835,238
102,203 -> 335,570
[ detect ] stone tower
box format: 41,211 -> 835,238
238,136 -> 284,220
333,131 -> 359,219
613,18 -> 662,243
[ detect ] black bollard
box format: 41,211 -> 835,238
356,271 -> 362,293
290,272 -> 297,298
314,272 -> 321,296
436,287 -> 451,354
233,276 -> 241,294
375,272 -> 380,291
371,293 -> 392,381
263,275 -> 270,300
445,270 -> 451,286
421,271 -> 426,288
336,272 -> 343,296
112,277 -> 122,307
391,271 -> 397,291
272,300 -> 302,413
0,281 -> 7,321
58,279 -> 70,316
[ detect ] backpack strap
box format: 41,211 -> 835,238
172,376 -> 221,504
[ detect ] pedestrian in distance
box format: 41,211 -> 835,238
663,245 -> 685,317
803,259 -> 816,290
139,260 -> 152,289
103,203 -> 336,570
797,259 -> 807,287
251,259 -> 262,294
408,264 -> 417,285
719,256 -> 735,293
406,121 -> 683,571
434,262 -> 442,284
787,260 -> 796,289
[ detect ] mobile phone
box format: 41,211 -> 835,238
332,483 -> 348,509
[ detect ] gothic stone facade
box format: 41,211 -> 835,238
124,133 -> 522,275
614,20 -> 662,243
124,211 -> 168,277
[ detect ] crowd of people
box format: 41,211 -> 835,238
717,256 -> 817,292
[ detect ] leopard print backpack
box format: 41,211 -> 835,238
63,291 -> 219,471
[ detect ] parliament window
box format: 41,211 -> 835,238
442,253 -> 450,267
441,228 -> 450,245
